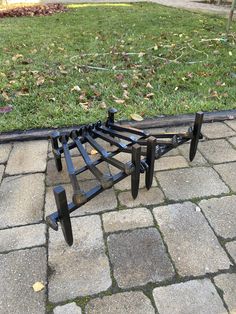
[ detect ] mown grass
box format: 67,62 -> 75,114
0,3 -> 236,132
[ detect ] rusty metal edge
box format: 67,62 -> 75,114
0,109 -> 236,143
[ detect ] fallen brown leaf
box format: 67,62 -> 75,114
99,101 -> 107,109
146,82 -> 153,89
123,90 -> 129,99
12,54 -> 23,61
21,58 -> 33,65
0,105 -> 13,114
115,73 -> 124,81
130,113 -> 143,121
71,85 -> 81,92
79,102 -> 89,111
36,76 -> 45,86
1,91 -> 10,101
121,83 -> 128,89
114,99 -> 125,104
145,93 -> 154,98
90,149 -> 98,155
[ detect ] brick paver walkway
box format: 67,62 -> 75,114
0,120 -> 236,313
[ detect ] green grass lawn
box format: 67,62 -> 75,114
0,3 -> 236,132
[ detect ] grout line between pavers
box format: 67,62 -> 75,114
198,141 -> 236,166
47,267 -> 236,310
99,215 -> 119,292
67,187 -> 236,220
0,164 -> 6,186
3,170 -> 47,181
0,243 -> 47,256
196,201 -> 236,269
212,159 -> 236,167
210,277 -> 230,314
223,120 -> 236,133
225,136 -> 236,151
211,166 -> 234,194
142,287 -> 160,314
40,147 -> 50,314
0,144 -> 13,185
44,237 -> 236,314
0,220 -> 46,231
150,210 -> 179,278
4,141 -> 14,164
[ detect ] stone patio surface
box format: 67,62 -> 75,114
0,120 -> 236,313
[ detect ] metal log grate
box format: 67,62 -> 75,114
46,108 -> 204,246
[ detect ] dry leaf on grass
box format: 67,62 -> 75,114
145,93 -> 154,98
30,49 -> 37,54
71,85 -> 81,92
115,73 -> 124,81
79,102 -> 89,111
0,105 -> 13,114
130,113 -> 143,121
36,76 -> 45,86
114,99 -> 125,104
12,54 -> 23,61
1,91 -> 10,101
99,101 -> 107,109
146,82 -> 153,89
138,52 -> 145,58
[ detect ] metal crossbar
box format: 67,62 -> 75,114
46,108 -> 204,246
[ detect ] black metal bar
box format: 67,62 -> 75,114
145,137 -> 156,190
92,129 -> 127,149
149,131 -> 192,139
98,125 -> 138,144
106,107 -> 118,126
137,137 -> 178,146
46,108 -> 205,246
189,112 -> 204,161
85,134 -> 133,174
73,135 -> 113,189
51,131 -> 62,171
60,134 -> 86,204
108,123 -> 150,137
46,137 -> 190,232
46,170 -> 129,225
60,135 -> 75,174
54,186 -> 73,246
131,144 -> 141,199
85,134 -> 110,158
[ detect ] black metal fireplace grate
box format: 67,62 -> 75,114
46,108 -> 204,246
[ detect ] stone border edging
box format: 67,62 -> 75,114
0,109 -> 236,143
